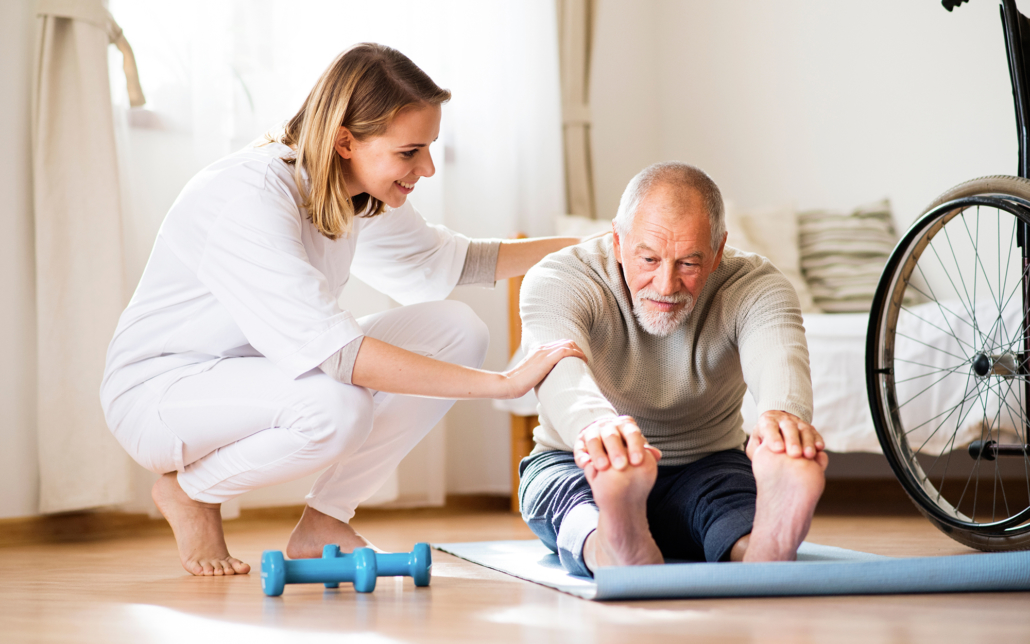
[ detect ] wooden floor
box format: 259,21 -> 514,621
1,498 -> 1027,644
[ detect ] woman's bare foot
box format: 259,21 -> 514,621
286,505 -> 380,559
151,473 -> 250,576
743,444 -> 828,562
582,451 -> 664,572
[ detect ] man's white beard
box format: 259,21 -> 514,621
632,287 -> 694,336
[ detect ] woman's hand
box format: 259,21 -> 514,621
498,340 -> 586,399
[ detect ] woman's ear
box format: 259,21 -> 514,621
334,126 -> 355,159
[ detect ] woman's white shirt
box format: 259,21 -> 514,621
100,142 -> 470,421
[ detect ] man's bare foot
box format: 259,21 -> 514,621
743,444 -> 828,562
583,451 -> 664,572
286,505 -> 380,559
151,473 -> 250,576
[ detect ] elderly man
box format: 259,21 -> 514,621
518,161 -> 828,576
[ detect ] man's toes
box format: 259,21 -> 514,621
584,463 -> 597,483
816,451 -> 829,470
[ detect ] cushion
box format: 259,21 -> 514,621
724,202 -> 820,313
555,214 -> 613,237
798,200 -> 898,313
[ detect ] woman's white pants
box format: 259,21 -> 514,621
111,301 -> 488,523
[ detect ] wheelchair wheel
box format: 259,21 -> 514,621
867,175 -> 1030,550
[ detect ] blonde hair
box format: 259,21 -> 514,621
279,43 -> 451,240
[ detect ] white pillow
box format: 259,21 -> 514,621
724,202 -> 820,313
556,214 -> 613,237
798,199 -> 897,314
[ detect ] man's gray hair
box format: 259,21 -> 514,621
613,161 -> 726,252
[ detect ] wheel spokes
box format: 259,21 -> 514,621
877,198 -> 1030,533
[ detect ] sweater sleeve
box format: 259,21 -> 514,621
520,256 -> 619,448
735,262 -> 814,424
318,336 -> 364,385
456,239 -> 502,287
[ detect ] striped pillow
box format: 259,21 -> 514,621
798,200 -> 898,313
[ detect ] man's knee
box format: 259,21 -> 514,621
518,451 -> 588,517
518,451 -> 598,572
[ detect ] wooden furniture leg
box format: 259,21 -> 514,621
507,248 -> 540,513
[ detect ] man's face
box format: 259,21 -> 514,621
612,185 -> 726,336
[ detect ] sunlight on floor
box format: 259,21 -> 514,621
126,604 -> 405,644
484,601 -> 709,630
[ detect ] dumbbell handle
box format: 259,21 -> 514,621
376,552 -> 419,577
283,556 -> 375,585
323,542 -> 432,587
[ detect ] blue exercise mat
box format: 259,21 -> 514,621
433,539 -> 1030,600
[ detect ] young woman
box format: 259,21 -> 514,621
100,43 -> 586,576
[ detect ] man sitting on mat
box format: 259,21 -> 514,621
518,161 -> 828,576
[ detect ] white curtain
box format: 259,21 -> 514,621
108,0 -> 566,510
32,0 -> 143,513
557,0 -> 597,218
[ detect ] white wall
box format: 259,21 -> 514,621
592,0 -> 1020,230
0,0 -> 39,519
591,0 -> 663,221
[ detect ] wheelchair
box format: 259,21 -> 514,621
867,0 -> 1030,549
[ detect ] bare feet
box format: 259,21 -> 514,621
583,451 -> 664,572
743,444 -> 828,562
286,505 -> 380,559
151,473 -> 250,576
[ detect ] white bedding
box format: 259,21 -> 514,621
498,300 -> 1021,455
741,313 -> 879,452
748,300 -> 1021,454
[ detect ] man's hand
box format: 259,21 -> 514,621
746,410 -> 824,460
573,416 -> 662,472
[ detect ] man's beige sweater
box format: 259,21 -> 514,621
520,236 -> 813,466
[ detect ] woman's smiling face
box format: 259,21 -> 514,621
335,103 -> 441,208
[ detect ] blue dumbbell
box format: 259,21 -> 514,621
261,547 -> 378,596
323,542 -> 432,588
